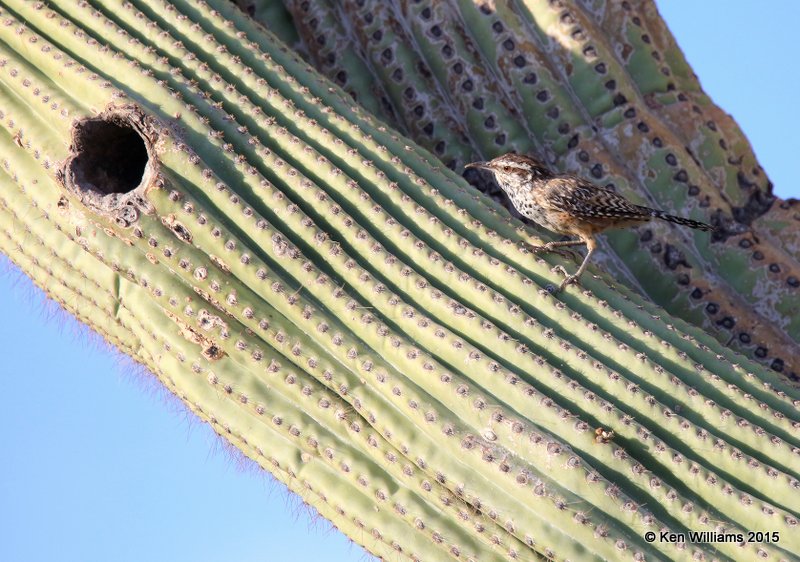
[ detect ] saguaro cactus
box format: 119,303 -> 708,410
264,0 -> 800,381
1,1 -> 798,561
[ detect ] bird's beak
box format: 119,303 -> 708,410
465,161 -> 490,171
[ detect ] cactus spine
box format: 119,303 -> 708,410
1,1 -> 798,561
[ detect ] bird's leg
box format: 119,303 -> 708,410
556,237 -> 596,291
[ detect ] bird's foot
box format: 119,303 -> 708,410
523,241 -> 578,262
559,274 -> 580,291
546,265 -> 580,293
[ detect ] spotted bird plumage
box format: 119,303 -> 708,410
466,153 -> 713,291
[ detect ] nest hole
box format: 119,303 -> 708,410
70,118 -> 149,195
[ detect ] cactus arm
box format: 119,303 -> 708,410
577,0 -> 772,209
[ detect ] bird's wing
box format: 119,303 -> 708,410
544,176 -> 651,220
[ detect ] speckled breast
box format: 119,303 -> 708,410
508,192 -> 563,233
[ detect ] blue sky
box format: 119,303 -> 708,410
1,3 -> 798,562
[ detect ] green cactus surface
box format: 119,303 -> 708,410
1,1 -> 799,561
247,0 -> 800,382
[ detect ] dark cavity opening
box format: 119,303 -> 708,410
71,119 -> 149,195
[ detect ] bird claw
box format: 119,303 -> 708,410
518,241 -> 542,253
523,242 -> 579,262
549,265 -> 580,293
559,275 -> 580,291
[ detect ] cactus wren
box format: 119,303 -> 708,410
466,153 -> 713,291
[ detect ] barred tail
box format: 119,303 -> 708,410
650,209 -> 714,231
